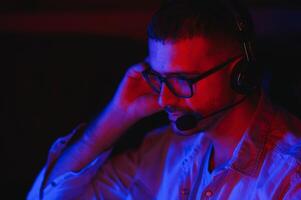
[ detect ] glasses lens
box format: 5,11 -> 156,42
143,70 -> 192,98
167,77 -> 192,97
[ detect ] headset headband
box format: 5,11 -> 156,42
222,0 -> 255,63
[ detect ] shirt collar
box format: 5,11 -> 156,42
229,92 -> 277,177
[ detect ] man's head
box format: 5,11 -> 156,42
147,0 -> 254,45
144,0 -> 258,134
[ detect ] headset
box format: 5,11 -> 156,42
225,0 -> 261,95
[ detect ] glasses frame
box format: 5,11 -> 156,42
142,55 -> 241,98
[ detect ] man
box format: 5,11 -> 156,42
28,0 -> 301,199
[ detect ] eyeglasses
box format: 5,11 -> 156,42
142,55 -> 241,98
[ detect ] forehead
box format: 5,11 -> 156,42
148,37 -> 219,74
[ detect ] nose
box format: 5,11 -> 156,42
158,83 -> 178,108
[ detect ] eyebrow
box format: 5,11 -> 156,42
160,71 -> 201,77
146,54 -> 242,78
146,63 -> 202,77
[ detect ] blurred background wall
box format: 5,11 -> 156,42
2,0 -> 301,198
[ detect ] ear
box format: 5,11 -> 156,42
230,58 -> 259,94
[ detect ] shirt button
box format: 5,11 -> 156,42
180,188 -> 190,196
205,190 -> 213,197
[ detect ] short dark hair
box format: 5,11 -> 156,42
147,0 -> 254,43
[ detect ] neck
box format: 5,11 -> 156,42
205,90 -> 261,171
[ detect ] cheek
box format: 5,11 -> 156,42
185,74 -> 235,112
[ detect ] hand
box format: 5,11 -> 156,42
43,62 -> 163,184
110,62 -> 162,123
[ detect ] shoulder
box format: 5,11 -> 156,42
270,105 -> 301,164
260,106 -> 301,191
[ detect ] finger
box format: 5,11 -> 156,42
133,94 -> 162,118
144,94 -> 162,113
126,62 -> 148,79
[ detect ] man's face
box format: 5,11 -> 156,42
148,37 -> 242,134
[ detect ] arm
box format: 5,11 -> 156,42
44,62 -> 161,186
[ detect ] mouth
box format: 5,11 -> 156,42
164,107 -> 194,122
167,112 -> 184,122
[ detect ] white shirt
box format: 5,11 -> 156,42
28,95 -> 301,200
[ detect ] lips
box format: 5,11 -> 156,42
167,112 -> 184,122
164,106 -> 189,122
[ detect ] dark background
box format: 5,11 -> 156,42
2,0 -> 301,199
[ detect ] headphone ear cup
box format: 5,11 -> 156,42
231,59 -> 258,94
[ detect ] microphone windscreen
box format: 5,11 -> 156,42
175,114 -> 200,131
